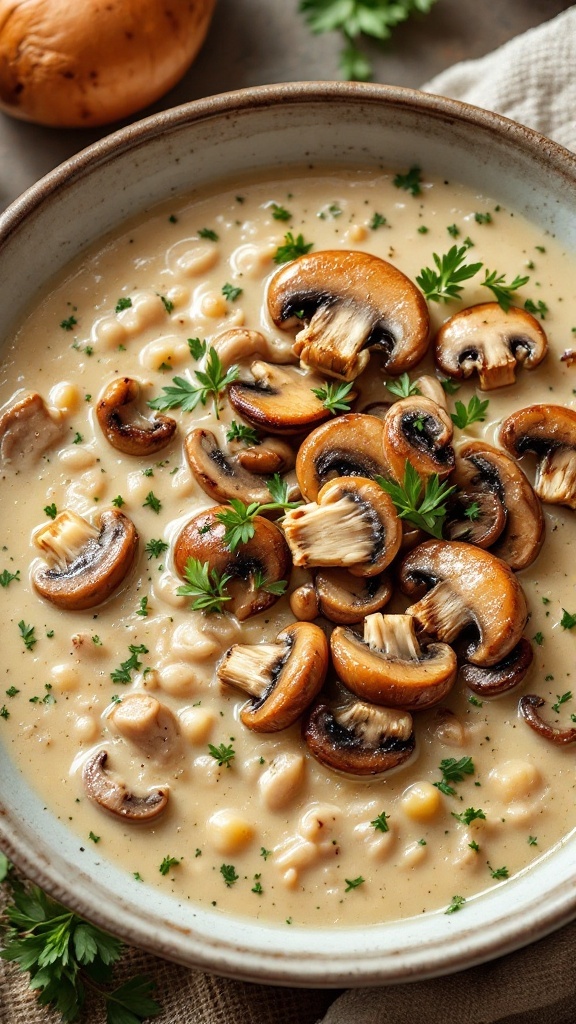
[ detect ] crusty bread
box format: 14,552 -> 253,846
0,0 -> 216,127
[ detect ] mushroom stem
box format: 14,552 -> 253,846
294,301 -> 374,380
363,613 -> 421,661
407,580 -> 471,645
537,448 -> 576,508
218,642 -> 289,699
34,510 -> 99,569
283,495 -> 376,568
336,702 -> 413,744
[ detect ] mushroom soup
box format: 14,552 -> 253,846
1,166 -> 575,927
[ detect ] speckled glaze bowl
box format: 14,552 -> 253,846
1,83 -> 576,987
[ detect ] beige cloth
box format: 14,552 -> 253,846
3,8 -> 576,1023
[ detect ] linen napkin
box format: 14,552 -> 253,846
2,8 -> 576,1024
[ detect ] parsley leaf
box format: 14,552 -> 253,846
226,421 -> 260,446
344,876 -> 365,892
385,372 -> 421,398
451,807 -> 486,825
18,620 -> 37,651
311,380 -> 355,414
445,894 -> 466,914
220,863 -> 239,886
370,811 -> 390,833
273,231 -> 314,264
416,244 -> 483,303
222,282 -> 243,302
176,558 -> 232,613
560,609 -> 576,630
433,756 -> 475,796
488,864 -> 509,880
450,395 -> 490,429
376,462 -> 455,539
148,347 -> 239,420
115,297 -> 132,313
159,856 -> 181,876
187,337 -> 207,360
270,203 -> 292,221
0,569 -> 20,587
524,298 -> 548,320
551,691 -> 572,713
110,644 -> 149,684
145,538 -> 169,559
481,269 -> 529,312
216,480 -> 302,552
209,742 -> 236,768
393,165 -> 423,196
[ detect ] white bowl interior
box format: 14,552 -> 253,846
1,83 -> 576,986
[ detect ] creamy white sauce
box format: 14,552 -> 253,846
1,166 -> 575,927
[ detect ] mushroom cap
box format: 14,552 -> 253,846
296,413 -> 389,501
399,539 -> 528,666
173,505 -> 291,621
219,621 -> 329,732
315,567 -> 393,624
382,394 -> 455,482
32,508 -> 139,610
460,637 -> 533,696
227,361 -> 333,435
499,403 -> 576,508
444,489 -> 506,548
434,302 -> 548,390
267,249 -> 430,381
0,389 -> 64,467
96,377 -> 176,456
453,440 -> 544,569
283,475 -> 401,577
184,427 -> 299,506
0,0 -> 216,127
82,749 -> 168,820
330,616 -> 457,710
303,698 -> 415,776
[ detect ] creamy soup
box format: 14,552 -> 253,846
1,166 -> 575,928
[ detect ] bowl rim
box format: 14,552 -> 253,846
1,80 -> 576,988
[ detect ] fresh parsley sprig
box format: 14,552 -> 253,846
298,0 -> 438,81
216,476 -> 302,552
0,874 -> 161,1023
482,269 -> 530,312
176,558 -> 232,613
272,232 -> 314,264
385,372 -> 421,398
433,756 -> 475,796
416,244 -> 483,303
311,380 -> 355,414
376,461 -> 456,540
148,347 -> 239,420
226,421 -> 260,446
450,395 -> 490,429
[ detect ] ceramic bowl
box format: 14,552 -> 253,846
1,82 -> 576,987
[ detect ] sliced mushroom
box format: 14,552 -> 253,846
303,697 -> 415,775
83,749 -> 168,820
227,361 -> 334,435
330,613 -> 457,710
460,637 -> 533,696
450,440 -> 544,569
444,490 -> 506,547
267,249 -> 430,381
413,374 -> 449,411
236,437 -> 295,475
434,303 -> 548,390
0,390 -> 65,468
296,413 -> 389,501
108,693 -> 181,761
283,476 -> 401,577
97,377 -> 176,455
184,427 -> 299,505
382,395 -> 455,482
519,695 -> 576,745
399,540 -> 528,666
290,568 -> 393,624
212,327 -> 298,369
173,505 -> 291,621
217,621 -> 328,732
499,404 -> 576,509
32,508 -> 138,610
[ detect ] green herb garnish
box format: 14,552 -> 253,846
377,462 -> 455,539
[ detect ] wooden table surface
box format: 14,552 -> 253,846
0,0 -> 572,213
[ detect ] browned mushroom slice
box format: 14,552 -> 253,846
108,693 -> 181,761
303,698 -> 415,775
451,441 -> 544,569
97,377 -> 176,455
460,637 -> 533,696
444,490 -> 506,547
32,508 -> 138,610
519,695 -> 576,745
296,413 -> 389,501
382,395 -> 455,482
330,613 -> 457,710
217,622 -> 328,732
184,428 -> 299,506
289,569 -> 393,624
173,505 -> 291,621
83,750 -> 168,820
500,404 -> 576,509
267,249 -> 430,381
236,437 -> 295,475
212,328 -> 298,369
434,303 -> 548,390
283,476 -> 401,577
0,390 -> 65,468
399,540 -> 528,667
227,361 -> 334,435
